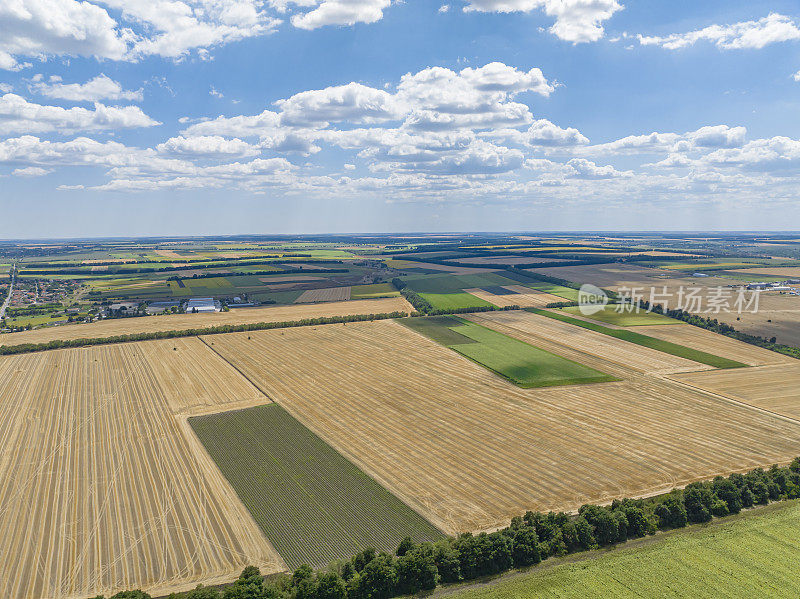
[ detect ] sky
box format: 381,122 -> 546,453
2,0 -> 800,237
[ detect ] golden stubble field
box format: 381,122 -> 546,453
0,338 -> 281,599
670,364 -> 800,421
0,297 -> 412,347
463,286 -> 564,309
204,317 -> 800,535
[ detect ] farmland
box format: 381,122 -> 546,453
463,286 -> 564,308
401,316 -> 617,388
418,292 -> 495,311
204,319 -> 800,534
0,342 -> 280,599
190,404 -> 444,570
445,501 -> 800,599
670,364 -> 800,421
466,310 -> 717,374
560,304 -> 680,326
528,309 -> 747,369
295,286 -> 352,303
0,296 -> 411,346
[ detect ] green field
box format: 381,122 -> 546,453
528,309 -> 747,369
400,316 -> 616,387
524,282 -> 580,301
419,292 -> 496,310
447,501 -> 800,599
189,404 -> 443,569
350,282 -> 400,299
561,304 -> 681,326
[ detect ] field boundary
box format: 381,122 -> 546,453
527,308 -> 747,369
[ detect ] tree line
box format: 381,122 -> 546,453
89,459 -> 800,599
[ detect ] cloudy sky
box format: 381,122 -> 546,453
2,0 -> 800,237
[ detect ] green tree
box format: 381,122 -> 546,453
511,527 -> 541,567
396,547 -> 438,594
396,536 -> 415,557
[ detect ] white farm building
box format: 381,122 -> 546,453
185,297 -> 221,313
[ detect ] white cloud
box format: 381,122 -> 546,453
793,70 -> 800,82
156,134 -> 260,157
565,157 -> 629,178
0,83 -> 12,93
289,0 -> 391,30
30,74 -> 143,102
439,4 -> 449,12
0,0 -> 281,68
580,125 -> 746,155
637,13 -> 800,50
524,119 -> 588,146
702,136 -> 800,173
0,93 -> 160,133
0,0 -> 131,70
12,165 -> 52,176
462,0 -> 622,43
209,86 -> 224,98
276,82 -> 403,126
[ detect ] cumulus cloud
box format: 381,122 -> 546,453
0,0 -> 281,68
0,93 -> 160,133
462,0 -> 623,43
793,70 -> 800,82
30,74 -> 143,102
0,0 -> 131,70
156,135 -> 260,157
637,13 -> 800,50
276,82 -> 403,126
289,0 -> 391,29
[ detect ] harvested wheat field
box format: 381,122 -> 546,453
0,343 -> 281,599
295,286 -> 352,303
464,287 -> 563,309
0,297 -> 412,347
633,323 -> 796,367
203,320 -> 800,535
464,310 -> 711,375
670,364 -> 800,421
138,337 -> 270,415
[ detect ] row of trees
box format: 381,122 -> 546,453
90,459 -> 800,599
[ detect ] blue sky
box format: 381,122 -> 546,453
2,0 -> 800,237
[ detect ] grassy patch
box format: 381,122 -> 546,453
350,282 -> 400,299
399,315 -> 478,345
447,501 -> 800,599
528,309 -> 747,369
190,404 -> 443,570
419,292 -> 496,310
523,282 -> 580,301
561,304 -> 681,326
400,316 -> 616,388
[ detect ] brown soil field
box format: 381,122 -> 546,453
0,297 -> 412,347
0,343 -> 280,599
400,262 -> 499,275
464,310 -> 711,375
295,286 -> 352,303
634,323 -> 796,367
454,256 -> 572,265
670,364 -> 800,421
203,319 -> 800,535
258,275 -> 325,283
463,287 -> 564,309
527,263 -> 734,291
733,266 -> 800,277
